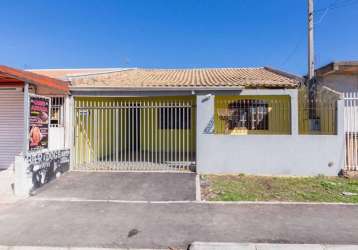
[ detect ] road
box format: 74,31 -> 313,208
0,199 -> 357,249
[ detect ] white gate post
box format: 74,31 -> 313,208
290,89 -> 299,136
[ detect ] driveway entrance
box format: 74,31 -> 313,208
74,97 -> 196,172
33,171 -> 197,201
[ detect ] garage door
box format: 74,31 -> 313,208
0,89 -> 24,170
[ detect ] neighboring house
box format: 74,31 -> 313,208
30,66 -> 344,176
316,61 -> 358,93
0,66 -> 69,171
315,61 -> 358,171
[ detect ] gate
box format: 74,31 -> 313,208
344,92 -> 358,171
74,97 -> 196,171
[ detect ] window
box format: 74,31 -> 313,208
158,107 -> 191,129
50,97 -> 65,127
220,99 -> 269,131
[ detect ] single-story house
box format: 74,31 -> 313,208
316,61 -> 358,93
0,65 -> 347,195
30,66 -> 344,176
0,65 -> 69,171
315,61 -> 358,171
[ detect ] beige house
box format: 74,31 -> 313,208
316,61 -> 358,93
315,61 -> 358,171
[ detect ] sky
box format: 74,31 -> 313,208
0,0 -> 357,75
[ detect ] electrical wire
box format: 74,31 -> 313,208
315,0 -> 358,12
281,0 -> 356,66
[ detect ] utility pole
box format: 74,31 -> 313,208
307,0 -> 317,122
308,0 -> 315,81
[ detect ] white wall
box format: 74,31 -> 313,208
318,74 -> 358,133
196,90 -> 345,176
48,127 -> 65,150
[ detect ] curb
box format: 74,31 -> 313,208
2,244 -> 358,250
195,174 -> 201,201
189,242 -> 358,250
0,247 -> 168,250
29,197 -> 358,206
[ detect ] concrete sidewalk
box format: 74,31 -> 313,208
0,168 -> 19,204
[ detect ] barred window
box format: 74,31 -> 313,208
50,97 -> 65,127
219,99 -> 269,131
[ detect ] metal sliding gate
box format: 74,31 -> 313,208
74,97 -> 196,171
344,92 -> 358,171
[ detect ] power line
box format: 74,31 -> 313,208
281,0 -> 356,67
315,0 -> 358,12
315,0 -> 338,24
281,36 -> 305,67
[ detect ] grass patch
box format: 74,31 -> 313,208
201,175 -> 358,203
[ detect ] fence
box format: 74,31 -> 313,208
74,97 -> 196,171
214,95 -> 291,135
298,87 -> 338,135
344,92 -> 358,171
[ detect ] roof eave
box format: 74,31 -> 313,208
70,85 -> 297,92
0,65 -> 69,93
316,61 -> 358,76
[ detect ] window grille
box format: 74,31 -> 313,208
50,96 -> 65,127
217,99 -> 269,132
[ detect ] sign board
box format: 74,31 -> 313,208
28,95 -> 50,151
25,149 -> 70,191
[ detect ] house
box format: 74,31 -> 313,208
316,61 -> 358,93
0,65 -> 71,196
30,66 -> 344,177
0,65 -> 69,171
315,61 -> 358,171
0,64 -> 347,196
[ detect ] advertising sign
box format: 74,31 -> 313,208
29,95 -> 50,151
25,149 -> 70,191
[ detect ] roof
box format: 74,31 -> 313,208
33,67 -> 301,90
0,65 -> 69,94
316,61 -> 358,76
29,68 -> 126,81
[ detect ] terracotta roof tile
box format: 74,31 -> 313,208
68,67 -> 301,89
29,67 -> 301,89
